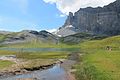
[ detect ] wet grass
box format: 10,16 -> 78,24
0,51 -> 68,70
0,46 -> 67,70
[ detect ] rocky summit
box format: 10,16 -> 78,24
56,0 -> 120,37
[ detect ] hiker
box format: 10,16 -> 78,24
106,46 -> 112,51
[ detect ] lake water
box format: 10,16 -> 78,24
1,64 -> 68,80
0,48 -> 80,52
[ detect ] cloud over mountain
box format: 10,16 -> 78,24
43,0 -> 116,15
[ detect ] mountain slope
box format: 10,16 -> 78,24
0,30 -> 58,44
60,33 -> 108,44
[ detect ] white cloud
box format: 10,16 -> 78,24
46,29 -> 57,33
56,14 -> 66,18
43,0 -> 116,15
60,14 -> 66,17
43,0 -> 57,3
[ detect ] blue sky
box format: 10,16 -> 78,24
0,0 -> 115,32
0,0 -> 66,32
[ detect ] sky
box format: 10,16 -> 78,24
0,0 -> 116,32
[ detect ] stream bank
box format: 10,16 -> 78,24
0,60 -> 76,80
0,52 -> 79,80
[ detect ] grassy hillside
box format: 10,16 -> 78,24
60,32 -> 108,44
0,32 -> 19,45
75,35 -> 120,80
0,34 -> 6,43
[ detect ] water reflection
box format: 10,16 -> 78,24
0,48 -> 80,52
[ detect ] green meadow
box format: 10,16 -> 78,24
0,50 -> 69,70
16,51 -> 68,59
75,36 -> 120,80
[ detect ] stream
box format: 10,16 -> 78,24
0,48 -> 77,80
0,64 -> 69,80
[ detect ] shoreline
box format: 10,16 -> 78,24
0,60 -> 76,80
0,62 -> 56,79
0,52 -> 79,80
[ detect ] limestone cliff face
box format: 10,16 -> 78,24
57,0 -> 120,36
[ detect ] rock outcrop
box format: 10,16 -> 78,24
56,0 -> 120,37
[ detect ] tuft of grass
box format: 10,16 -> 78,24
0,60 -> 15,70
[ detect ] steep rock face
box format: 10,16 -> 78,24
57,0 -> 120,36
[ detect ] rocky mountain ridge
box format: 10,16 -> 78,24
0,30 -> 58,44
56,0 -> 120,37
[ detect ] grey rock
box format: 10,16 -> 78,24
0,31 -> 12,35
57,0 -> 120,36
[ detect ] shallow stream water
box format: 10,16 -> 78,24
1,64 -> 68,80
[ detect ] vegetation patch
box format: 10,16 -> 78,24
0,60 -> 14,70
0,50 -> 16,55
16,51 -> 68,59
